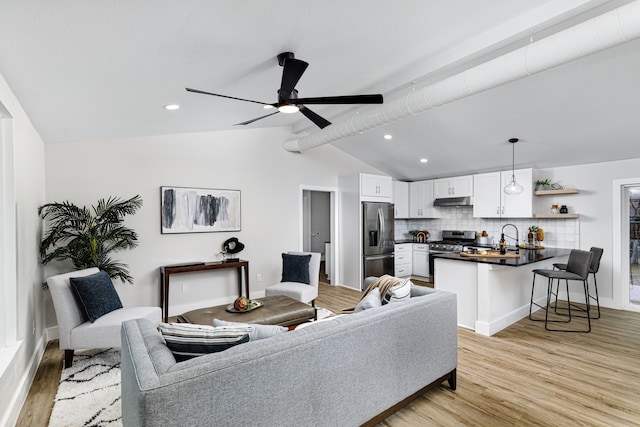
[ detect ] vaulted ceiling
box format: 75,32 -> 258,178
1,0 -> 638,181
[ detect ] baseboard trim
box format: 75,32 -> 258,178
1,333 -> 47,427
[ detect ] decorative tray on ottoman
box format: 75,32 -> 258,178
226,300 -> 263,313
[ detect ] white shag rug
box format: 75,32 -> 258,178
49,348 -> 122,427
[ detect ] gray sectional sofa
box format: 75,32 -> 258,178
120,285 -> 458,427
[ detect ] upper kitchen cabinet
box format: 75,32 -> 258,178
473,168 -> 533,218
393,181 -> 409,219
433,175 -> 474,198
360,173 -> 393,202
409,180 -> 440,218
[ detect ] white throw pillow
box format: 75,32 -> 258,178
213,319 -> 287,340
383,278 -> 412,304
158,322 -> 251,361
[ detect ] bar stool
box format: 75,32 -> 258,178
529,249 -> 593,332
552,247 -> 603,319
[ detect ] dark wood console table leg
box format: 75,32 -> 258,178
159,260 -> 250,323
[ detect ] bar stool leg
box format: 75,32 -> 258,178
590,273 -> 601,319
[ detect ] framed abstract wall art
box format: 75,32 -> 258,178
161,186 -> 241,234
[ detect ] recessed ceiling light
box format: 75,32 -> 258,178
263,105 -> 275,110
420,158 -> 428,163
164,104 -> 180,111
383,134 -> 393,140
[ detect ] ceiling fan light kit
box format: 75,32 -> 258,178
186,52 -> 383,129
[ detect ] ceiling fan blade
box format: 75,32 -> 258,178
186,88 -> 271,106
290,94 -> 383,105
234,111 -> 280,126
299,106 -> 331,129
279,58 -> 308,104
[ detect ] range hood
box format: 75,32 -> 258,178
433,197 -> 472,207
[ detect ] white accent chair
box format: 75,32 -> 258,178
265,252 -> 321,313
47,267 -> 161,368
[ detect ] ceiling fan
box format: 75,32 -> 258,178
186,52 -> 384,129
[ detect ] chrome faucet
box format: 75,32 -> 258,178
501,223 -> 520,254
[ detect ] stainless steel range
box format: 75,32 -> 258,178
428,230 -> 477,281
429,230 -> 477,252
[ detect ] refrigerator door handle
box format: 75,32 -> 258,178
378,208 -> 385,249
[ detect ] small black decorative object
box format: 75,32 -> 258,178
222,237 -> 245,262
560,205 -> 569,214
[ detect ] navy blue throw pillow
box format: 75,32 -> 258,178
281,253 -> 311,284
69,271 -> 123,322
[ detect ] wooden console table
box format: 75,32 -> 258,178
159,260 -> 249,322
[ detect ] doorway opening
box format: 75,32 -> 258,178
299,186 -> 338,285
613,179 -> 640,312
629,187 -> 640,305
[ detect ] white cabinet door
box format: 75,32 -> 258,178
409,181 -> 425,218
412,244 -> 429,277
473,169 -> 533,218
361,174 -> 392,201
409,180 -> 438,218
434,175 -> 473,198
473,172 -> 501,218
393,181 -> 409,219
452,175 -> 473,197
502,168 -> 533,217
433,178 -> 452,198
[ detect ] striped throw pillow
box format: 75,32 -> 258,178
382,278 -> 412,304
159,323 -> 251,361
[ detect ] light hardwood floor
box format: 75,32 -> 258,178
18,282 -> 640,426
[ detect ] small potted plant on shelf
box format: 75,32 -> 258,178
535,179 -> 551,191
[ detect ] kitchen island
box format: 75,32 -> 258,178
432,248 -> 571,336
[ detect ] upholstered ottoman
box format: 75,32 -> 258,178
178,295 -> 315,328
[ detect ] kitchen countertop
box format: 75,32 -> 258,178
430,248 -> 571,267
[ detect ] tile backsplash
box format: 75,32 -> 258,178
395,206 -> 580,249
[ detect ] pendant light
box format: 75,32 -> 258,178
504,138 -> 524,195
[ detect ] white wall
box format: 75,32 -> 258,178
43,127 -> 379,318
0,72 -> 46,426
536,158 -> 640,308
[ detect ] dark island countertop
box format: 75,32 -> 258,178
430,248 -> 571,267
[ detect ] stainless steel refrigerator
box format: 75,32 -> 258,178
362,202 -> 395,289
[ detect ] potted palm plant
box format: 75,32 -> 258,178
38,195 -> 143,284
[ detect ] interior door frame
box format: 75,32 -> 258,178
612,178 -> 640,312
298,185 -> 339,285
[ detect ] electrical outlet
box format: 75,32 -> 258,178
32,320 -> 36,335
256,274 -> 262,282
182,283 -> 189,293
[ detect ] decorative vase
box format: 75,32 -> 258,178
560,205 -> 568,214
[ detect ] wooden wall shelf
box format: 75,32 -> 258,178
534,213 -> 580,219
534,188 -> 579,196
